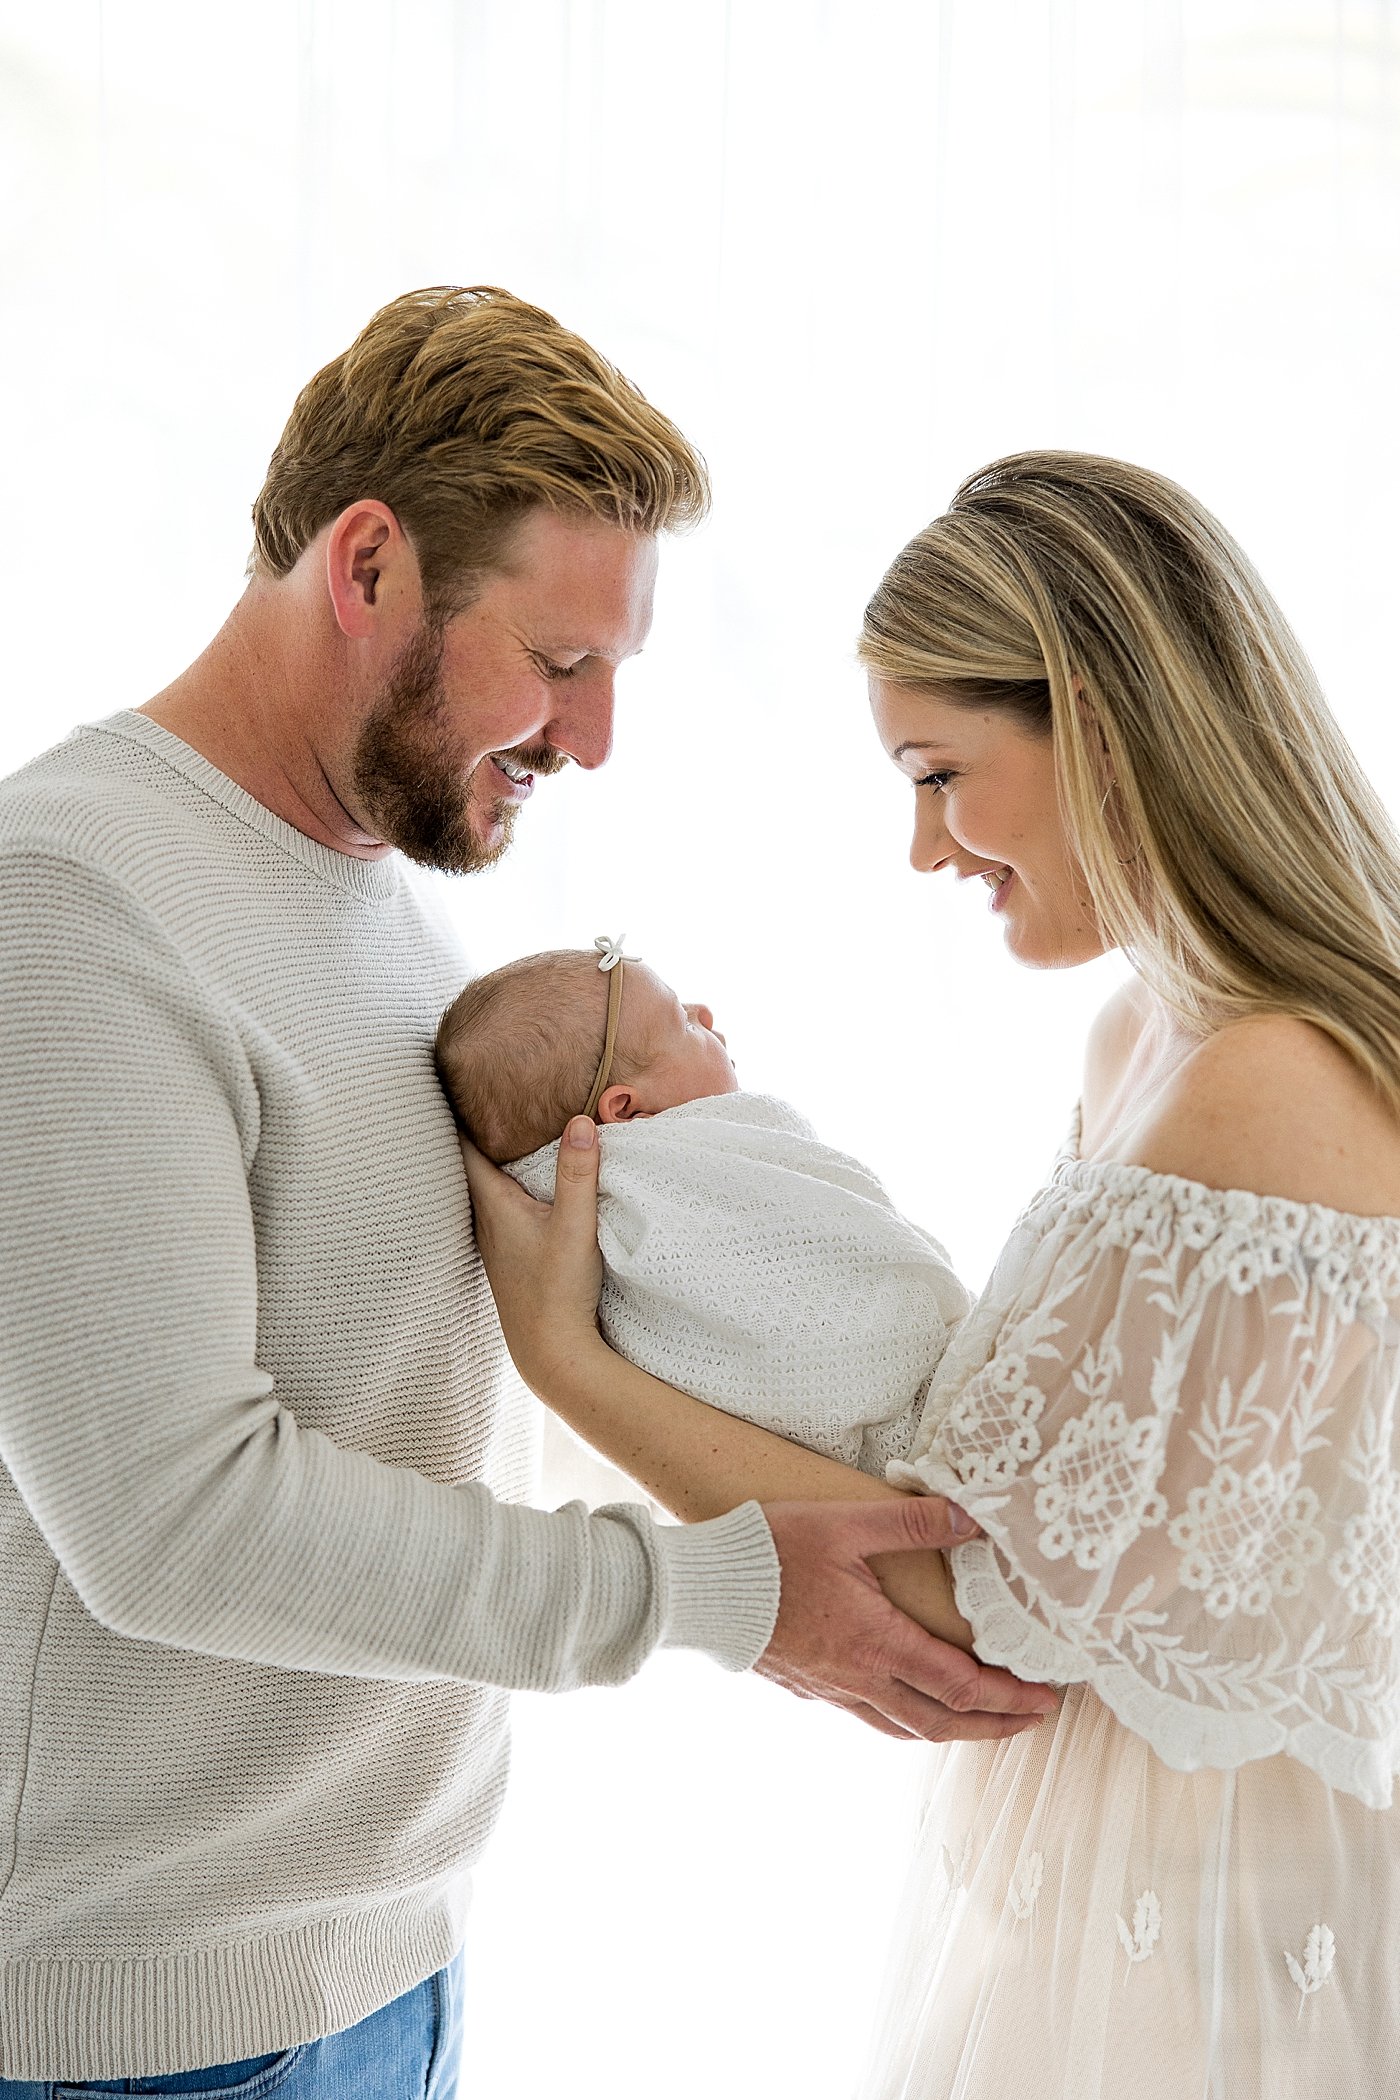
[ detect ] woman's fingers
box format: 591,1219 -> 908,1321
460,1134 -> 540,1239
553,1115 -> 602,1199
456,1122 -> 605,1387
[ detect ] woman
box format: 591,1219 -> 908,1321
465,452 -> 1400,2095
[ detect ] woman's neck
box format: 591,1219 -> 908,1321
1078,980 -> 1197,1163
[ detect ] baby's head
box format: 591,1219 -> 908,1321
435,946 -> 739,1164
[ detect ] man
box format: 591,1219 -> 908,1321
0,286 -> 1049,2090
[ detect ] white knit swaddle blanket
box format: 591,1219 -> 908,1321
509,1092 -> 971,1476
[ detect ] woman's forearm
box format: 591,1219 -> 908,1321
530,1334 -> 976,1652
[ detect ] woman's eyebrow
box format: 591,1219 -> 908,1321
891,738 -> 954,761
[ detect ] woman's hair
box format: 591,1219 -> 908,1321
859,450 -> 1400,1112
251,285 -> 709,614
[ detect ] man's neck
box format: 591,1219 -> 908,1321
139,586 -> 391,860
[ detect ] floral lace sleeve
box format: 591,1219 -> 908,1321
893,1162 -> 1400,1807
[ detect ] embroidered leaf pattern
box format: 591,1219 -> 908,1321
1284,1924 -> 1335,2016
1116,1889 -> 1161,1972
1007,1851 -> 1043,1922
939,1832 -> 973,1892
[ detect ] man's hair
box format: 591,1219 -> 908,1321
251,285 -> 710,612
435,950 -> 647,1164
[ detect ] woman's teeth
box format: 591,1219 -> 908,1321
983,865 -> 1012,890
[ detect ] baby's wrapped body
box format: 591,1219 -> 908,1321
509,1092 -> 971,1475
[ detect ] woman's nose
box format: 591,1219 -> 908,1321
909,795 -> 948,874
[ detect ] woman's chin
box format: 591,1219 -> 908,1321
1003,916 -> 1109,971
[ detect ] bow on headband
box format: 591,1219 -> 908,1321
593,932 -> 637,973
582,933 -> 640,1118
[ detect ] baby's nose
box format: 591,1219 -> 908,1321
688,1001 -> 722,1040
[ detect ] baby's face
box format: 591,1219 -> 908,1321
606,962 -> 740,1117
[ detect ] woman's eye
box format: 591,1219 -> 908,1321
915,769 -> 955,793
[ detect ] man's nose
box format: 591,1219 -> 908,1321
549,665 -> 615,771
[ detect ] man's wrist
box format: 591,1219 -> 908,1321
649,1501 -> 781,1670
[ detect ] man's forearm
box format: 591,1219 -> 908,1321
525,1335 -> 977,1652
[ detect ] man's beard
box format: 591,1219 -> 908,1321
351,616 -> 565,875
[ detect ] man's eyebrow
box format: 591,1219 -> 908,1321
532,639 -> 645,666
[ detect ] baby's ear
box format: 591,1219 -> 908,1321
596,1084 -> 650,1123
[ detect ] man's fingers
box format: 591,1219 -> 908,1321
960,1659 -> 1060,1717
843,1701 -> 919,1742
880,1689 -> 1046,1744
877,1616 -> 1058,1716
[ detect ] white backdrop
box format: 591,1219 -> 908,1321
4,3 -> 1400,2092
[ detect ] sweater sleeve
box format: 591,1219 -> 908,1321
894,1167 -> 1400,1806
0,853 -> 779,1687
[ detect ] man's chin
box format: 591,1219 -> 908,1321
469,800 -> 519,870
397,796 -> 519,877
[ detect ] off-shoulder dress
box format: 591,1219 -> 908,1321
861,1115 -> 1400,2098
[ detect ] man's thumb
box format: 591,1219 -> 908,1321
859,1492 -> 981,1554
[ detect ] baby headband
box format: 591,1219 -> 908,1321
581,933 -> 639,1120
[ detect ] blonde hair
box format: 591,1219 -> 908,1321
435,951 -> 647,1163
859,450 -> 1400,1112
252,286 -> 709,611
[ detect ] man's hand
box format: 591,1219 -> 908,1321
756,1496 -> 1059,1741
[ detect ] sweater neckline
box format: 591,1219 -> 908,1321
89,711 -> 403,902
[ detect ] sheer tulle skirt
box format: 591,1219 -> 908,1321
857,1687 -> 1396,2100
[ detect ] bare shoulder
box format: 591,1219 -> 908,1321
1129,1014 -> 1400,1216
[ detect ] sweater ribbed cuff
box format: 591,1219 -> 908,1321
652,1501 -> 781,1671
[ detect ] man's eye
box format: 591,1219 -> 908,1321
534,655 -> 579,681
916,769 -> 954,792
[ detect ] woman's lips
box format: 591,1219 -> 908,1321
987,867 -> 1016,913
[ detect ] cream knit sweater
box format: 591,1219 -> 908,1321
0,714 -> 780,2080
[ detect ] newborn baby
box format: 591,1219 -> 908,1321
436,939 -> 970,1476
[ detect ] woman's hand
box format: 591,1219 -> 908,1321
460,1116 -> 605,1393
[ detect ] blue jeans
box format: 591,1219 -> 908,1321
0,1951 -> 463,2099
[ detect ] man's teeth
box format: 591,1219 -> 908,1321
495,756 -> 531,784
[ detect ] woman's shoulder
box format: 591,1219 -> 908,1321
1127,1014 -> 1400,1219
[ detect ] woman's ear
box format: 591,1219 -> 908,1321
1072,677 -> 1114,783
596,1084 -> 652,1124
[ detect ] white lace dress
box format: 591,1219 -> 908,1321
862,1123 -> 1400,2099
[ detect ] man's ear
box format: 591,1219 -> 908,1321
324,501 -> 416,640
596,1084 -> 653,1124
